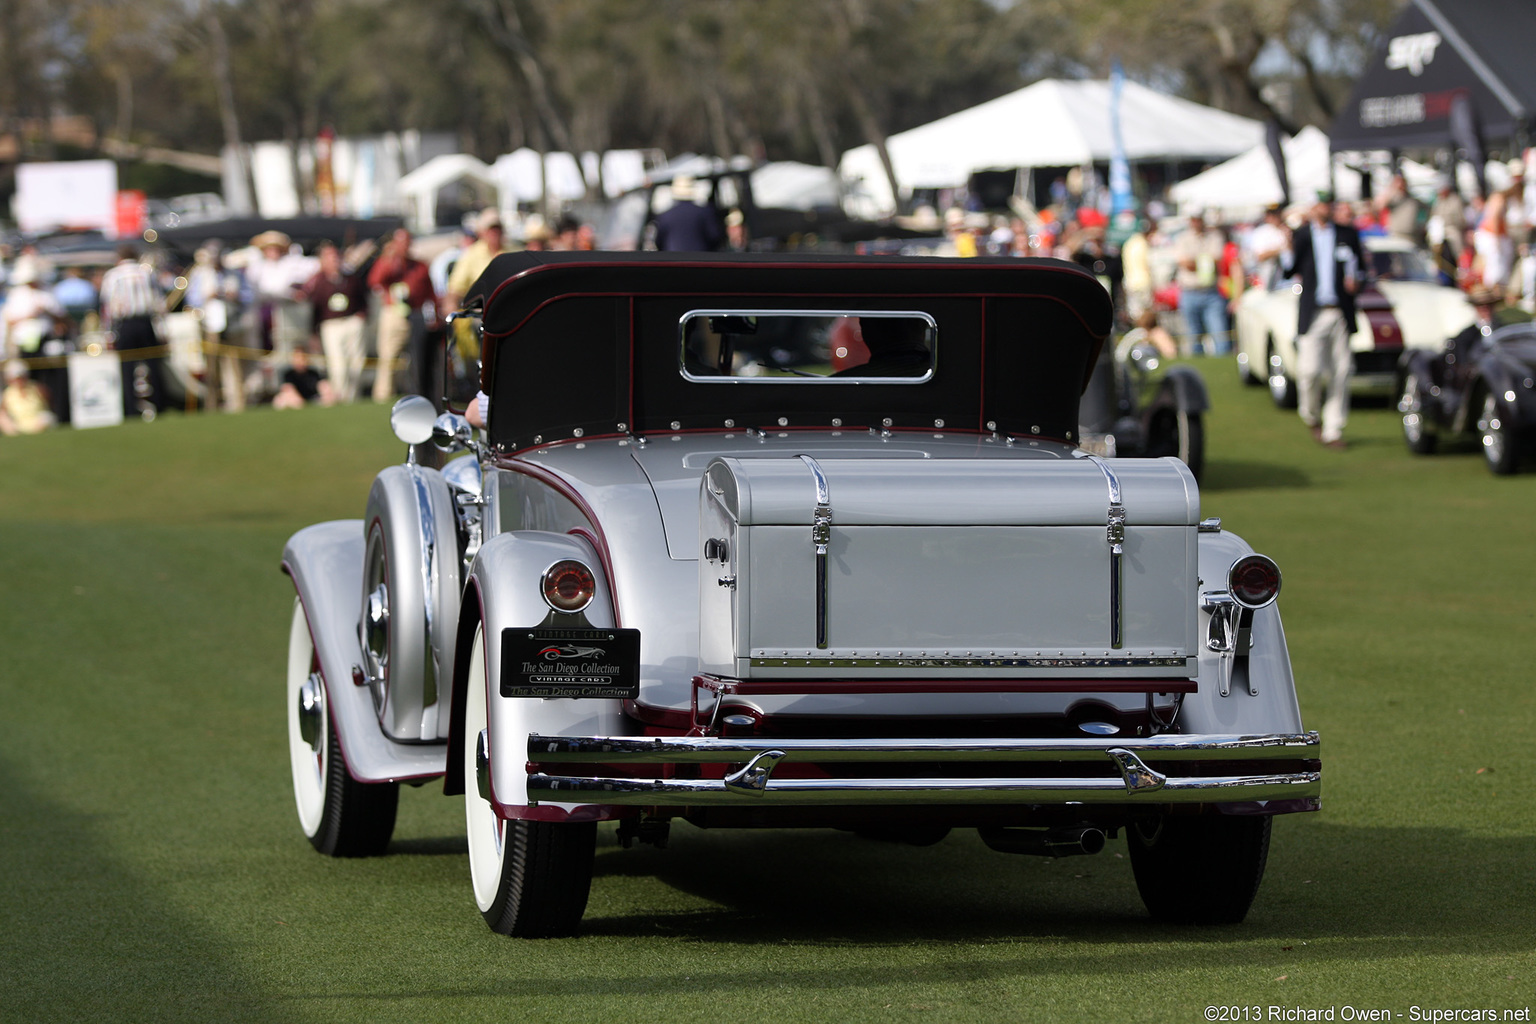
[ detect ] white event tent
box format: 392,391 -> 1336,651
839,78 -> 1265,217
1167,125 -> 1490,222
1168,125 -> 1333,220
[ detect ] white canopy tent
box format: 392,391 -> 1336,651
1168,126 -> 1496,222
492,148 -> 651,206
1168,125 -> 1334,220
397,153 -> 497,232
839,78 -> 1264,217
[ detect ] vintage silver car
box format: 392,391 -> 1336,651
282,252 -> 1320,937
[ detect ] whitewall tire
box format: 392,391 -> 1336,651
287,598 -> 398,856
463,622 -> 596,937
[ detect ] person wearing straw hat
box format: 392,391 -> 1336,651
652,175 -> 723,252
0,358 -> 56,435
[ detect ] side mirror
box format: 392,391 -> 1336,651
389,394 -> 437,446
431,411 -> 474,452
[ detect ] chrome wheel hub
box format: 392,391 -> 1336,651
297,671 -> 325,751
475,728 -> 492,803
1401,376 -> 1424,442
364,583 -> 389,669
1481,396 -> 1505,462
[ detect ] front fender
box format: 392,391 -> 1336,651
443,531 -> 634,818
1477,355 -> 1536,424
282,521 -> 446,783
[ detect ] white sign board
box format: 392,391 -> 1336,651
68,350 -> 125,429
14,160 -> 119,236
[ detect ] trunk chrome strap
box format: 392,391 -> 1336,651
798,454 -> 832,650
1076,453 -> 1126,650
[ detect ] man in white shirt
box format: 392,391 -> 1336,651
1245,204 -> 1289,291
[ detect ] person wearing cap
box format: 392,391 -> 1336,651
1283,191 -> 1365,449
445,209 -> 511,317
441,210 -> 510,391
652,175 -> 723,252
1173,210 -> 1229,355
1437,284 -> 1527,401
0,358 -> 56,435
99,244 -> 167,417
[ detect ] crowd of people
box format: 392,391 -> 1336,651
928,157 -> 1534,449
4,160 -> 1531,448
0,208 -> 603,435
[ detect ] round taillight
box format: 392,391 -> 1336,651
542,560 -> 596,613
1228,554 -> 1281,609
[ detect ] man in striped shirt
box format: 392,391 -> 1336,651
100,245 -> 165,418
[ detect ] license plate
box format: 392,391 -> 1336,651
501,627 -> 640,699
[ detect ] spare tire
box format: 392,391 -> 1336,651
361,464 -> 462,742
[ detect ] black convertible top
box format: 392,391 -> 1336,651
467,251 -> 1114,452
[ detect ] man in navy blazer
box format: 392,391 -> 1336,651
1285,193 -> 1365,448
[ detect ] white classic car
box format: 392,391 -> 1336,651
282,253 -> 1320,937
1234,235 -> 1475,407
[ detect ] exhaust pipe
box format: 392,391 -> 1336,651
978,826 -> 1106,858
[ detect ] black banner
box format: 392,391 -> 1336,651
501,627 -> 640,699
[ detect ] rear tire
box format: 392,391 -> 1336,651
1479,392 -> 1520,475
287,599 -> 398,857
1146,410 -> 1205,482
463,624 -> 595,937
1399,372 -> 1437,454
1128,814 -> 1271,924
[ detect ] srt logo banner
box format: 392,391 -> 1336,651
1386,32 -> 1441,77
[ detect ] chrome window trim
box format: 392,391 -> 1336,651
677,308 -> 937,384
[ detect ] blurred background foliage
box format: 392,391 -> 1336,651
1,0 -> 1400,172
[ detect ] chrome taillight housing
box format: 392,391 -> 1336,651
542,560 -> 596,613
1228,554 -> 1282,609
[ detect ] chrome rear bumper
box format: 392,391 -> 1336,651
525,731 -> 1320,807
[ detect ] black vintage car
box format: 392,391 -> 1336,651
1399,320 -> 1536,474
1078,333 -> 1209,482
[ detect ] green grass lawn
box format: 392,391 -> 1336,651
2,370 -> 1533,1024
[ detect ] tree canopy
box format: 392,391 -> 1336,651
1,0 -> 1400,195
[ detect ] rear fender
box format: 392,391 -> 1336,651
1179,529 -> 1304,737
444,531 -> 631,818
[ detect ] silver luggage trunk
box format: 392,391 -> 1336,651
698,455 -> 1200,680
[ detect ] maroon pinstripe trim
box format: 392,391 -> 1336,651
498,459 -> 622,628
